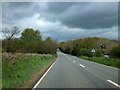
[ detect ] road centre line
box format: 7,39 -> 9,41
107,80 -> 120,88
79,64 -> 85,68
66,56 -> 70,59
73,61 -> 76,62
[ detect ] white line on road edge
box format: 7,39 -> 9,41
79,64 -> 85,68
32,57 -> 58,90
107,80 -> 120,88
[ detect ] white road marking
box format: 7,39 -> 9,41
32,58 -> 58,90
73,61 -> 76,62
107,80 -> 120,88
79,64 -> 85,68
66,56 -> 71,60
70,58 -> 71,60
66,56 -> 69,58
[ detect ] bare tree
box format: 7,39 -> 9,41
2,26 -> 20,40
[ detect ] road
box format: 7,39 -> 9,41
34,52 -> 120,88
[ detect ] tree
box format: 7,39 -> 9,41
21,28 -> 41,41
45,37 -> 53,42
40,37 -> 57,54
2,26 -> 20,52
59,37 -> 104,57
20,28 -> 42,53
2,26 -> 20,40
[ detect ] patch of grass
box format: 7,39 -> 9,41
2,54 -> 56,88
0,48 -> 2,52
80,56 -> 120,68
0,79 -> 2,90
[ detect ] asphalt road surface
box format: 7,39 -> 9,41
35,52 -> 120,88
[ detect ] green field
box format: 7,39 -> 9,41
2,53 -> 56,88
80,56 -> 120,68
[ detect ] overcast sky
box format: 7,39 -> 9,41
2,2 -> 118,41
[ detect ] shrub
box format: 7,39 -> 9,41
111,46 -> 120,58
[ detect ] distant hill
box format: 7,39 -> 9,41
59,37 -> 119,57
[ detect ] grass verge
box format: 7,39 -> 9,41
80,56 -> 120,68
0,79 -> 1,90
2,53 -> 56,88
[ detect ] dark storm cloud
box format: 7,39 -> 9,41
46,2 -> 118,29
2,2 -> 117,29
5,2 -> 32,8
2,2 -> 36,21
46,2 -> 75,14
46,2 -> 91,14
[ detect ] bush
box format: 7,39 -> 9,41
36,41 -> 57,54
94,49 -> 101,57
2,39 -> 23,53
2,28 -> 57,54
111,46 -> 120,58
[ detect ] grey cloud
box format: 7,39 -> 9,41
57,2 -> 118,29
2,2 -> 35,20
9,2 -> 32,8
37,2 -> 118,29
3,2 -> 117,29
41,27 -> 118,41
2,2 -> 118,41
45,2 -> 74,14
